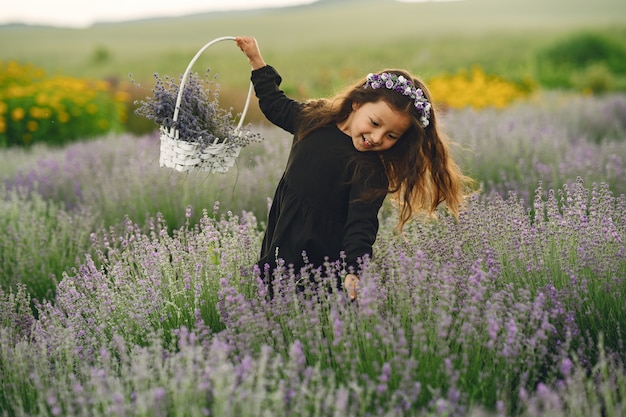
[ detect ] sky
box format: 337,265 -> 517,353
0,0 -> 319,28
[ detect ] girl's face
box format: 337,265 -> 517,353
339,100 -> 411,152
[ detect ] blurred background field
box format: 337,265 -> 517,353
1,0 -> 626,132
2,0 -> 625,81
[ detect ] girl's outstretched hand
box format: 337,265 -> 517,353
344,274 -> 360,301
236,36 -> 266,70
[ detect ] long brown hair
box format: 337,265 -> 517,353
296,69 -> 475,231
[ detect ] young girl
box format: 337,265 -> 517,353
236,36 -> 473,300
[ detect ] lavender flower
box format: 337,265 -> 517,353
134,71 -> 260,148
1,91 -> 625,416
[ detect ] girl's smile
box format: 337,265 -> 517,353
338,100 -> 411,152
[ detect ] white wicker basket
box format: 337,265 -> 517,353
159,36 -> 253,173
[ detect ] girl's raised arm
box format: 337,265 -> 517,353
236,36 -> 266,70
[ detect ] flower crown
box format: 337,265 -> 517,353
363,72 -> 431,128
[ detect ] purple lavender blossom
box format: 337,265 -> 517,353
134,71 -> 260,148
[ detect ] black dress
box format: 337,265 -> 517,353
252,65 -> 388,278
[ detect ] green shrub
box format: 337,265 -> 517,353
536,32 -> 626,91
571,62 -> 616,94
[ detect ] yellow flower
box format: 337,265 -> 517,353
27,120 -> 39,132
58,112 -> 70,123
97,119 -> 110,130
30,106 -> 50,119
114,90 -> 131,102
5,85 -> 26,99
35,93 -> 49,106
11,107 -> 25,121
427,66 -> 533,109
86,103 -> 98,115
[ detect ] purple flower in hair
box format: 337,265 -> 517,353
364,72 -> 431,128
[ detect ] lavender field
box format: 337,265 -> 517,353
1,92 -> 625,416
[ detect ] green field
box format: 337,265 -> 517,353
2,0 -> 625,99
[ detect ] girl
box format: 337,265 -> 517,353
236,36 -> 473,300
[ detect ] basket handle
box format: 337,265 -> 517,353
172,36 -> 253,132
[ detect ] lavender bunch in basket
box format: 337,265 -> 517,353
135,71 -> 259,149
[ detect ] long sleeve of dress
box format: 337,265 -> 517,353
251,65 -> 302,134
343,170 -> 387,272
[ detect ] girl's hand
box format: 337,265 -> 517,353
344,274 -> 360,301
235,36 -> 266,70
